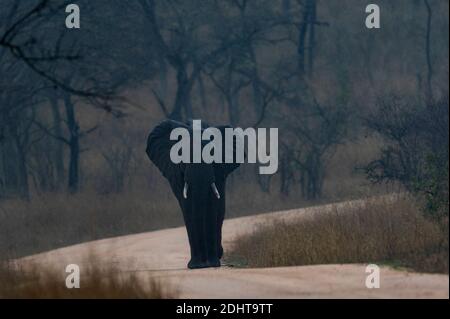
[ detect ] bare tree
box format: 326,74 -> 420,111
138,0 -> 261,121
277,96 -> 349,199
1,1 -> 144,195
364,95 -> 449,218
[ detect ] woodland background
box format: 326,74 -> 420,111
0,0 -> 448,258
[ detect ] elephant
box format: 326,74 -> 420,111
146,120 -> 240,269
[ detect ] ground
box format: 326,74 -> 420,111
20,201 -> 449,298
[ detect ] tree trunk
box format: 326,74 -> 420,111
227,93 -> 240,126
197,73 -> 208,111
14,138 -> 29,200
170,66 -> 191,120
424,0 -> 433,103
49,91 -> 65,190
0,133 -> 29,199
158,58 -> 168,102
307,0 -> 316,78
297,0 -> 316,78
248,44 -> 263,115
297,14 -> 308,75
63,92 -> 79,193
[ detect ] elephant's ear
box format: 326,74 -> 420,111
146,120 -> 187,194
215,125 -> 242,178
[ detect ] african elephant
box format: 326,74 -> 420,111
146,120 -> 240,269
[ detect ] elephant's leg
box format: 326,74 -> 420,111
204,199 -> 220,267
190,213 -> 210,269
217,216 -> 224,259
181,203 -> 208,269
216,185 -> 226,260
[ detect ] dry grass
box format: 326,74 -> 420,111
228,196 -> 449,273
0,191 -> 183,259
0,254 -> 178,299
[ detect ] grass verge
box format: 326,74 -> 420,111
0,254 -> 178,298
227,196 -> 448,273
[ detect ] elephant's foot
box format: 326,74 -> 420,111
187,258 -> 221,269
187,259 -> 209,269
207,258 -> 221,268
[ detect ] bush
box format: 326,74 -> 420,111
227,196 -> 449,273
365,96 -> 449,219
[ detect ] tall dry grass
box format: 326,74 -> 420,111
228,196 -> 449,273
0,191 -> 183,259
0,254 -> 177,299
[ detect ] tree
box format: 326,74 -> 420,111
0,55 -> 45,198
138,0 -> 266,121
1,0 -> 151,195
364,95 -> 449,219
278,96 -> 349,199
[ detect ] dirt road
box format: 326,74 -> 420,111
22,201 -> 449,298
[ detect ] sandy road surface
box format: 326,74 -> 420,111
21,201 -> 449,298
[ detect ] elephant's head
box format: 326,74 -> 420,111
146,120 -> 240,200
145,119 -> 240,269
183,162 -> 221,200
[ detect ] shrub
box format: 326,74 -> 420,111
365,96 -> 449,220
228,196 -> 449,273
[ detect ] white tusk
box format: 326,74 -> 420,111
211,183 -> 220,199
183,182 -> 188,199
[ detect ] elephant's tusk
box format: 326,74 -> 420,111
211,183 -> 220,199
183,182 -> 188,199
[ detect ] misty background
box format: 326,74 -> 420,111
0,0 -> 448,258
